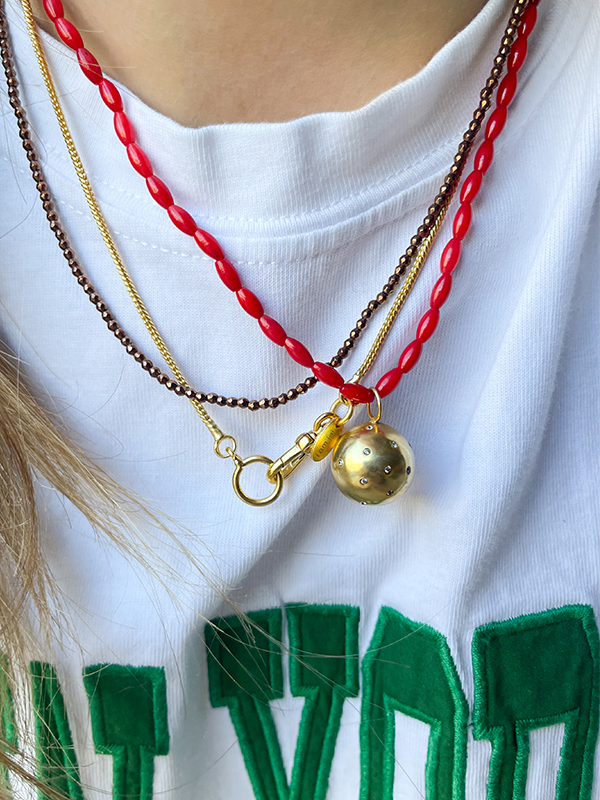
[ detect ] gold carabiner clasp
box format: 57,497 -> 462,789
266,431 -> 315,483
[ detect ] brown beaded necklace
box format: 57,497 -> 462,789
1,0 -> 539,506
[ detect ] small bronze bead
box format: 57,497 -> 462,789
417,224 -> 430,237
423,215 -> 435,229
71,266 -> 83,278
96,301 -> 107,313
47,214 -> 58,225
195,392 -> 207,403
58,239 -> 70,251
306,376 -> 317,388
248,401 -> 260,411
206,393 -> 217,404
463,129 -> 475,142
31,169 -> 43,182
107,320 -> 118,332
268,398 -> 279,409
388,274 -> 399,287
42,200 -> 53,212
237,397 -> 250,408
277,394 -> 288,405
361,308 -> 372,319
399,253 -> 412,267
337,346 -> 349,359
406,244 -> 418,257
296,383 -> 307,395
367,301 -> 379,313
114,328 -> 125,340
344,337 -> 355,349
226,397 -> 237,408
164,380 -> 177,391
184,388 -> 195,399
382,283 -> 394,295
330,355 -> 343,368
62,248 -> 74,260
149,367 -> 161,379
449,164 -> 460,176
133,351 -> 144,363
286,389 -> 298,401
22,140 -> 34,152
350,328 -> 361,340
216,396 -> 227,406
77,275 -> 87,286
410,234 -> 422,247
174,385 -> 186,396
376,293 -> 387,304
157,372 -> 169,383
35,181 -> 47,193
26,150 -> 37,162
125,344 -> 137,356
121,336 -> 132,347
101,310 -> 112,322
39,191 -> 51,203
357,318 -> 367,331
83,283 -> 95,295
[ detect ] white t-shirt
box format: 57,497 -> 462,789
1,0 -> 599,797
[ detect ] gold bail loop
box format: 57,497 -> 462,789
366,388 -> 382,424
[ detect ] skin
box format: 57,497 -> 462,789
32,0 -> 488,127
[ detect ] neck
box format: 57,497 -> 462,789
32,0 -> 488,127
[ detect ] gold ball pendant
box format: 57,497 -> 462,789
331,422 -> 414,505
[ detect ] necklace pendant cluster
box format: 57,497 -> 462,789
259,391 -> 414,507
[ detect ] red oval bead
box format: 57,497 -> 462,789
215,259 -> 241,292
519,5 -> 537,37
474,139 -> 494,173
440,237 -> 462,274
114,111 -> 135,145
497,71 -> 518,108
76,48 -> 102,84
459,170 -> 483,204
485,107 -> 507,141
430,274 -> 453,309
258,315 -> 286,345
54,17 -> 83,50
168,205 -> 197,236
507,35 -> 528,73
340,382 -> 375,405
398,340 -> 422,374
236,288 -> 264,319
43,0 -> 64,21
313,363 -> 344,389
376,368 -> 403,398
416,308 -> 440,343
99,79 -> 122,112
126,143 -> 153,178
146,175 -> 173,209
452,204 -> 472,240
194,229 -> 224,260
284,338 -> 314,368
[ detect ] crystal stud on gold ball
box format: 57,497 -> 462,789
331,422 -> 414,505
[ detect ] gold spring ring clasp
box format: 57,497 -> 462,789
232,454 -> 284,507
213,434 -> 284,506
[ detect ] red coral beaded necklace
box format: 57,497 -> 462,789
14,0 -> 539,505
